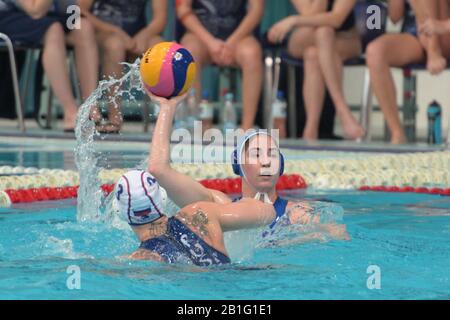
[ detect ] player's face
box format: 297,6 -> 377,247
241,135 -> 280,191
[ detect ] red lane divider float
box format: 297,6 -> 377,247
1,174 -> 308,205
199,174 -> 307,194
4,186 -> 80,204
359,185 -> 450,196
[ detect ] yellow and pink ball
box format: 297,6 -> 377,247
140,42 -> 196,98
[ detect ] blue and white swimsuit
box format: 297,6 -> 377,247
140,217 -> 231,267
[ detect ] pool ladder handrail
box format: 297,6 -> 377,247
0,32 -> 25,133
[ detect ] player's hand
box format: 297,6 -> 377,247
144,88 -> 188,109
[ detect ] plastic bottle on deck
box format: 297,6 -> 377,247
272,90 -> 287,139
427,100 -> 442,144
222,92 -> 237,132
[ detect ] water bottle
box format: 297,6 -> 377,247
427,100 -> 442,144
272,91 -> 287,139
222,92 -> 237,131
186,88 -> 198,131
199,90 -> 214,132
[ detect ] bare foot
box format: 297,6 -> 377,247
339,111 -> 365,140
391,133 -> 407,145
427,51 -> 446,75
63,112 -> 77,131
302,127 -> 319,141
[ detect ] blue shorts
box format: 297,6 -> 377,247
140,217 -> 231,267
122,21 -> 146,37
0,9 -> 71,47
402,14 -> 417,37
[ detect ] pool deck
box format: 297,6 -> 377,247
0,119 -> 447,154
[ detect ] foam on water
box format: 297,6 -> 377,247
38,236 -> 94,260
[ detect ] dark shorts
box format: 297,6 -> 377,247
402,14 -> 417,37
121,21 -> 146,37
140,217 -> 231,267
0,9 -> 71,47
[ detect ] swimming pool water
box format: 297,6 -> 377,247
1,190 -> 449,300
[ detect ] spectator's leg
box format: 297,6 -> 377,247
302,46 -> 326,140
146,35 -> 164,50
287,27 -> 324,140
287,27 -> 316,58
65,18 -> 99,101
233,36 -> 263,130
97,32 -> 127,129
128,35 -> 164,61
181,32 -> 212,100
42,22 -> 78,130
315,26 -> 364,140
366,34 -> 425,144
99,33 -> 127,78
437,0 -> 450,57
441,0 -> 450,17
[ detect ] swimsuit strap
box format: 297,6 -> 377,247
269,197 -> 289,229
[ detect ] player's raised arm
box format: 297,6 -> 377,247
146,91 -> 229,208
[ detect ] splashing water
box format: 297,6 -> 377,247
75,59 -> 147,222
256,201 -> 346,248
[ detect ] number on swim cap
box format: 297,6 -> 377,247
147,177 -> 156,186
116,184 -> 123,201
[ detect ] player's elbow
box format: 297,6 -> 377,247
148,163 -> 165,178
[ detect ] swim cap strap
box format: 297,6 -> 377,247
254,192 -> 273,204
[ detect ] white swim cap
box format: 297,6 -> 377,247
115,169 -> 166,225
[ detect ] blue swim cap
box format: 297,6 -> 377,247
231,130 -> 284,177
